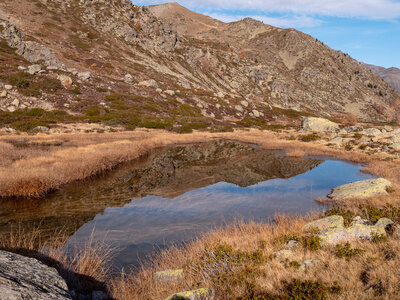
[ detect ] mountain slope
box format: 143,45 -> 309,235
0,0 -> 399,133
365,63 -> 400,93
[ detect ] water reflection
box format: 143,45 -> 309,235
0,141 -> 374,270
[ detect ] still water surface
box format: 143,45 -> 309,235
0,141 -> 374,270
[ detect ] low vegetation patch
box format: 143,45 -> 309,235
335,243 -> 364,260
300,134 -> 321,142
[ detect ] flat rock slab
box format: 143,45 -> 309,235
0,251 -> 72,300
328,178 -> 392,200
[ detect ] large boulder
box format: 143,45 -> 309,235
301,117 -> 339,132
318,216 -> 393,245
303,215 -> 344,232
0,251 -> 72,299
327,178 -> 392,200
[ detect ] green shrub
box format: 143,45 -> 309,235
335,243 -> 364,260
325,206 -> 356,227
85,107 -> 100,117
300,134 -> 321,142
302,235 -> 322,251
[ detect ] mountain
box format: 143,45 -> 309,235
0,0 -> 399,132
364,63 -> 400,93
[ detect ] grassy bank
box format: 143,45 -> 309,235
1,128 -> 400,299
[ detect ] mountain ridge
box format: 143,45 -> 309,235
0,0 -> 398,132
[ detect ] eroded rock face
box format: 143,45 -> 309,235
0,251 -> 72,300
0,19 -> 61,67
301,117 -> 339,132
327,178 -> 392,200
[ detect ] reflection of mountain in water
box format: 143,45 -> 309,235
0,141 -> 321,241
130,141 -> 322,198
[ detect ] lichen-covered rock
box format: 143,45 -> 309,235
58,75 -> 73,89
137,79 -> 158,88
328,178 -> 392,200
318,217 -> 393,245
165,288 -> 214,300
273,249 -> 293,260
301,117 -> 339,132
364,128 -> 382,135
154,269 -> 184,282
0,251 -> 72,299
299,259 -> 319,271
303,215 -> 344,232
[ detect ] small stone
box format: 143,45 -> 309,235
27,64 -> 42,75
64,103 -> 70,108
252,110 -> 260,117
164,90 -> 175,96
0,91 -> 7,98
7,106 -> 16,112
18,66 -> 26,70
154,269 -> 184,282
11,98 -> 20,107
286,240 -> 299,249
299,259 -> 320,270
33,126 -> 50,132
78,72 -> 91,81
392,143 -> 400,151
58,75 -> 73,89
137,79 -> 158,88
235,105 -> 244,112
273,249 -> 293,260
4,85 -> 12,90
240,100 -> 249,107
216,104 -> 221,109
384,125 -> 393,132
156,88 -> 162,93
165,288 -> 214,300
123,74 -> 135,84
364,128 -> 381,135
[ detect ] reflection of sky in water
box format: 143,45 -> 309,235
67,160 -> 374,269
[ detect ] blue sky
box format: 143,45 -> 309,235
134,0 -> 400,68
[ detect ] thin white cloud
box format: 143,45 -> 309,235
207,12 -> 324,28
135,0 -> 400,20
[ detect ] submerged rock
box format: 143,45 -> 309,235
165,288 -> 214,300
328,178 -> 392,200
154,269 -> 184,282
0,251 -> 72,299
303,215 -> 344,232
301,117 -> 339,132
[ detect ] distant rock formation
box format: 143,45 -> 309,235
365,63 -> 400,93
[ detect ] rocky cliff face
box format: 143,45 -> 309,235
365,63 -> 400,93
0,0 -> 398,130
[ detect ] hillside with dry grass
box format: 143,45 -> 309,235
0,0 -> 399,136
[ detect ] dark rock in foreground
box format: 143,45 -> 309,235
0,251 -> 72,300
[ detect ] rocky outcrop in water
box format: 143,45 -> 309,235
327,178 -> 392,200
0,251 -> 72,299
